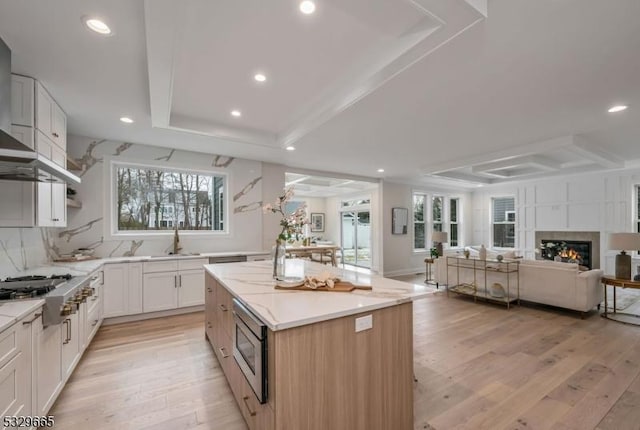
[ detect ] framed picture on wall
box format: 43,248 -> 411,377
392,207 -> 408,235
310,213 -> 325,232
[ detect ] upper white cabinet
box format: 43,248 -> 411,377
11,74 -> 34,127
35,81 -> 66,150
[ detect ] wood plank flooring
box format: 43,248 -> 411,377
48,285 -> 640,430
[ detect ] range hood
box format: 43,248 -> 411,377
0,37 -> 80,185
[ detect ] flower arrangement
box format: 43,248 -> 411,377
263,187 -> 309,243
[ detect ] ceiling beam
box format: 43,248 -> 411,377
570,136 -> 624,169
427,171 -> 493,185
472,155 -> 561,175
421,135 -> 575,175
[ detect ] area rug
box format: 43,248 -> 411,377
603,286 -> 640,311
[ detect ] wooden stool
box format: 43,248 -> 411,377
424,258 -> 437,288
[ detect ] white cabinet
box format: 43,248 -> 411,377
10,124 -> 34,149
142,258 -> 207,313
103,263 -> 143,318
61,311 -> 80,380
35,81 -> 66,150
0,310 -> 38,423
178,269 -> 205,308
11,74 -> 34,127
34,322 -> 62,416
142,272 -> 178,312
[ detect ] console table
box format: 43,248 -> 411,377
446,256 -> 519,309
601,276 -> 640,325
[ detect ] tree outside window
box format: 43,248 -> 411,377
450,198 -> 459,247
413,194 -> 426,250
115,164 -> 226,232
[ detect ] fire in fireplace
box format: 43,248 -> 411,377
540,239 -> 592,269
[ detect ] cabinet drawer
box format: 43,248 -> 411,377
0,322 -> 18,368
143,260 -> 178,273
178,258 -> 208,271
86,304 -> 101,343
215,283 -> 234,339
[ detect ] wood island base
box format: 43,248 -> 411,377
205,272 -> 414,430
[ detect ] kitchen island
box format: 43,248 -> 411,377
204,260 -> 431,430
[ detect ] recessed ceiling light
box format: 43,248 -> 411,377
119,117 -> 134,124
608,105 -> 628,113
286,146 -> 296,151
254,73 -> 267,82
84,17 -> 112,35
231,110 -> 242,117
300,1 -> 316,14
377,168 -> 385,173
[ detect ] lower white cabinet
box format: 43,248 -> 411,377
0,309 -> 37,423
61,310 -> 80,380
142,259 -> 207,313
103,263 -> 143,317
34,321 -> 62,416
142,272 -> 178,313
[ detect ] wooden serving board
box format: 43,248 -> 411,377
275,281 -> 372,292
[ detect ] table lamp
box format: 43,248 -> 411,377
608,232 -> 640,280
432,231 -> 448,257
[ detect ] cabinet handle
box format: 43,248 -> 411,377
52,132 -> 59,138
207,321 -> 212,328
242,396 -> 257,416
174,275 -> 177,288
219,304 -> 228,312
52,218 -> 60,222
218,347 -> 229,358
22,312 -> 42,325
207,287 -> 212,292
92,319 -> 99,327
63,319 -> 71,344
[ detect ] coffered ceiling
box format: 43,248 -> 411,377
1,0 -> 639,189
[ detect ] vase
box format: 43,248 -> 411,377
479,244 -> 487,261
272,240 -> 286,280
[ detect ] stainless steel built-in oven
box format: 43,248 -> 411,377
232,298 -> 268,404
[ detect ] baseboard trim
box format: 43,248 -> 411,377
383,267 -> 425,277
103,305 -> 204,325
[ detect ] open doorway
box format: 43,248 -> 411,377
285,172 -> 378,270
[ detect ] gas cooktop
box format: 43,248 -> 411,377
0,274 -> 72,300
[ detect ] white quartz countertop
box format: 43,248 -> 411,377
205,260 -> 432,331
0,299 -> 45,332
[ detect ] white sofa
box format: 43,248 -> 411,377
434,256 -> 603,315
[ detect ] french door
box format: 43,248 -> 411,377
340,211 -> 371,268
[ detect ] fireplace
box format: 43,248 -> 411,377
540,239 -> 592,269
534,231 -> 601,269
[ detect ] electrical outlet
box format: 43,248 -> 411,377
355,314 -> 373,332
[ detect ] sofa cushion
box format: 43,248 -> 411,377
520,259 -> 579,271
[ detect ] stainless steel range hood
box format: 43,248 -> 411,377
0,37 -> 80,185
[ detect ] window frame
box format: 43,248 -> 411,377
491,196 -> 516,249
108,160 -> 230,238
449,198 -> 459,247
412,193 -> 427,251
412,191 -> 463,252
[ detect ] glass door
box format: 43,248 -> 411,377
341,211 -> 371,268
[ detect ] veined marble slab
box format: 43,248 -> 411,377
205,260 -> 433,331
0,299 -> 45,332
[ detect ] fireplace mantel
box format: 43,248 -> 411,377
534,231 -> 601,269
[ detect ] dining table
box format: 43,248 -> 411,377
285,244 -> 340,266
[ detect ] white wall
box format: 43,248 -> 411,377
381,181 -> 472,277
472,168 -> 640,275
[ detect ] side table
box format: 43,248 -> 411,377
424,258 -> 437,288
601,276 -> 640,325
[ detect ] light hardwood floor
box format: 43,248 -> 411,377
49,286 -> 640,430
